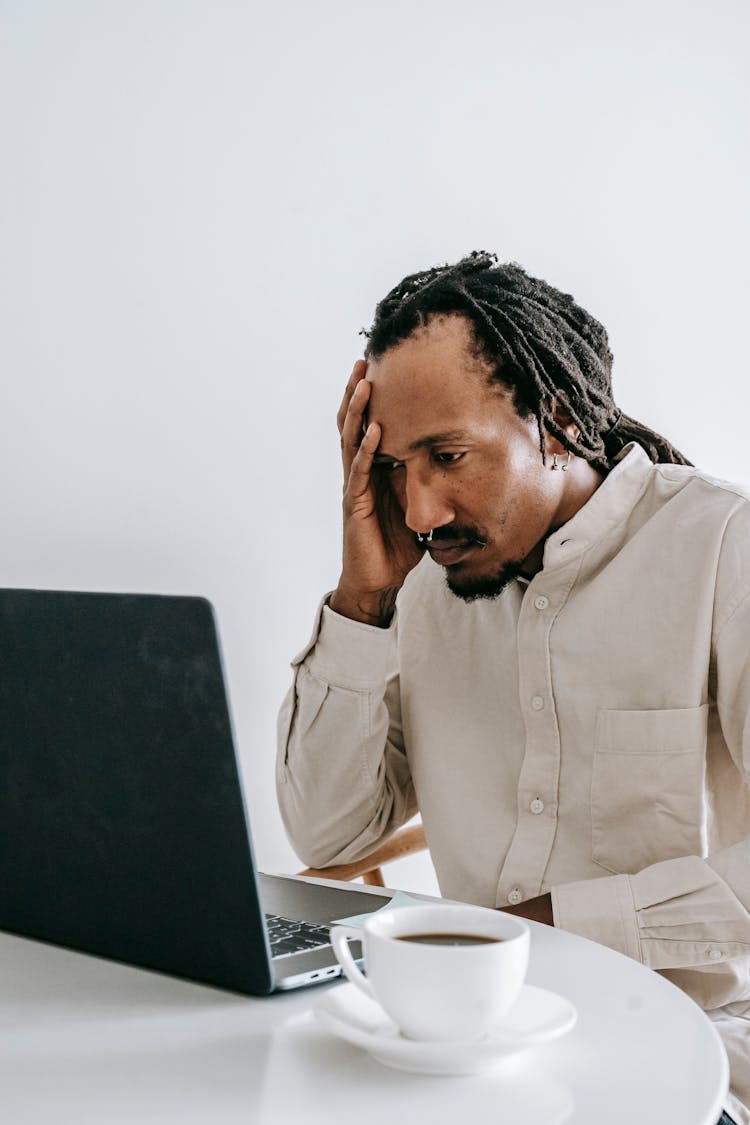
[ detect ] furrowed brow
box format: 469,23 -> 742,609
407,430 -> 471,453
373,430 -> 472,463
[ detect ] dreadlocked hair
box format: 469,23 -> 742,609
363,251 -> 690,473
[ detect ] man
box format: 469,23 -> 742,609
277,252 -> 750,1124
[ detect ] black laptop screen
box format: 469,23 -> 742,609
0,588 -> 273,995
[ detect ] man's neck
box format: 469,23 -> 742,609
521,459 -> 605,579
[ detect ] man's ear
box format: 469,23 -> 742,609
549,400 -> 580,447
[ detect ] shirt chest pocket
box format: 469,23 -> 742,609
591,706 -> 708,875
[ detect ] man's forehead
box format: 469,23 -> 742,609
366,373 -> 482,435
363,316 -> 511,455
365,344 -> 492,410
367,353 -> 501,408
366,377 -> 509,461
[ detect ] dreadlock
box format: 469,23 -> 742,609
362,252 -> 690,473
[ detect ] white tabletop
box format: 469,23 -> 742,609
0,878 -> 729,1125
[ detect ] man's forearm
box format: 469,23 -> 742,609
277,601 -> 414,869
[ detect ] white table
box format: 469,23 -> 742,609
0,878 -> 729,1125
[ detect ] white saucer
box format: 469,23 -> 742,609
314,983 -> 577,1075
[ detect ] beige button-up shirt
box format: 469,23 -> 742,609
277,444 -> 750,1121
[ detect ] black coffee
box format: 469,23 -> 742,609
396,932 -> 502,946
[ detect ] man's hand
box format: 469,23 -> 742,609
329,360 -> 424,627
501,892 -> 554,926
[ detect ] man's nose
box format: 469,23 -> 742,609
401,470 -> 455,534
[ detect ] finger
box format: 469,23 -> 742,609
345,421 -> 381,505
336,359 -> 367,435
340,377 -> 372,476
337,359 -> 368,435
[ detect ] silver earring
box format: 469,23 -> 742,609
416,530 -> 434,543
561,452 -> 572,471
551,453 -> 559,471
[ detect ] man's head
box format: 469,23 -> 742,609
361,253 -> 689,601
364,251 -> 688,475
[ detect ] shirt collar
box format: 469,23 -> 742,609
542,442 -> 654,570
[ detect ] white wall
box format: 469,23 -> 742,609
2,0 -> 748,895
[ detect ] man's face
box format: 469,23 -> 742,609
366,314 -> 576,600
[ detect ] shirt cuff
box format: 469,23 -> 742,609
292,597 -> 397,691
551,874 -> 643,962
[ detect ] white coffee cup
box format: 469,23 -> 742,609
330,903 -> 529,1042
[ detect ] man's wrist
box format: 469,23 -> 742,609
328,585 -> 399,628
501,892 -> 554,926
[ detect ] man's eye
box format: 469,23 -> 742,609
433,451 -> 465,466
375,459 -> 405,472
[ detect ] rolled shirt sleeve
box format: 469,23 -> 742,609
551,856 -> 750,972
276,598 -> 417,869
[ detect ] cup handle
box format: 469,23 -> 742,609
329,925 -> 375,1000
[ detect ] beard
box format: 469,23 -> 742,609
444,558 -> 525,602
418,524 -> 527,602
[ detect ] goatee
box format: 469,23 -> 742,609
445,559 -> 526,602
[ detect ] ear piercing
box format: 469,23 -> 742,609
551,452 -> 572,471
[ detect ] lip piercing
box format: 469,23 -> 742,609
416,530 -> 434,543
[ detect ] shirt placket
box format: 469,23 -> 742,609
494,555 -> 581,909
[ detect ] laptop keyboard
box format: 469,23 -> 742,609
265,913 -> 333,959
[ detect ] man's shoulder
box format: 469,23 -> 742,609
641,460 -> 750,540
651,464 -> 750,624
652,460 -> 750,508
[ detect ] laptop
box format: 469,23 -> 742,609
0,588 -> 392,995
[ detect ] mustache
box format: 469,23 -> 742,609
417,524 -> 489,548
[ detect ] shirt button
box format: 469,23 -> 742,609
708,949 -> 722,961
531,695 -> 545,711
507,888 -> 523,905
530,798 -> 545,815
534,595 -> 549,610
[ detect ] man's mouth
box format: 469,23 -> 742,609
423,531 -> 488,567
427,542 -> 476,566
